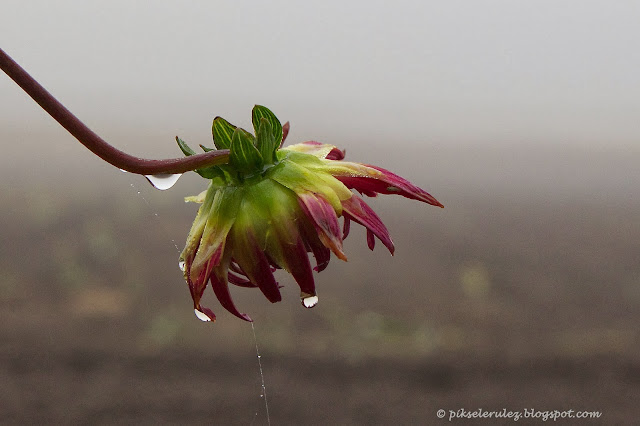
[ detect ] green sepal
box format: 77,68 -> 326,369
199,144 -> 215,152
256,118 -> 278,164
229,128 -> 263,173
212,116 -> 237,150
252,105 -> 283,147
196,165 -> 226,180
176,137 -> 225,179
176,136 -> 197,156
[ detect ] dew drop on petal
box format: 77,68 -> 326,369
301,295 -> 319,308
145,173 -> 182,190
194,309 -> 212,322
178,260 -> 186,272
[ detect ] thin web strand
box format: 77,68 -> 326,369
128,178 -> 270,424
128,181 -> 181,253
251,322 -> 271,426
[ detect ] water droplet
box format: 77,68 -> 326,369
119,168 -> 128,173
178,261 -> 186,272
145,173 -> 182,190
301,295 -> 319,308
194,309 -> 212,322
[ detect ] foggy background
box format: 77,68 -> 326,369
1,1 -> 639,424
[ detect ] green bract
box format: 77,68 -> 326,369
178,105 -> 283,182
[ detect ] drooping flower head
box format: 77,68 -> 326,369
177,106 -> 443,322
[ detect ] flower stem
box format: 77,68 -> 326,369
0,47 -> 230,175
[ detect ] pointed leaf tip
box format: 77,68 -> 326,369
176,136 -> 196,156
256,118 -> 278,164
229,127 -> 263,172
176,137 -> 224,179
252,105 -> 283,147
212,116 -> 237,150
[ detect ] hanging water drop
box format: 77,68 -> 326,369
194,309 -> 212,322
178,260 -> 186,272
145,173 -> 182,190
301,295 -> 319,308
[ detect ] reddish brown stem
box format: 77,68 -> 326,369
0,47 -> 230,175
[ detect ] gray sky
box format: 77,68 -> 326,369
1,0 -> 639,156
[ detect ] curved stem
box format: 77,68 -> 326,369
0,47 -> 230,175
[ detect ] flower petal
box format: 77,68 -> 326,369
280,235 -> 317,298
187,250 -> 221,322
342,216 -> 351,240
184,190 -> 207,204
297,192 -> 347,261
298,214 -> 332,272
233,229 -> 282,303
326,147 -> 346,161
258,191 -> 317,296
268,159 -> 352,214
209,248 -> 252,322
331,163 -> 443,207
190,186 -> 244,281
280,121 -> 290,147
180,184 -> 218,271
310,241 -> 331,272
284,141 -> 344,160
228,272 -> 257,287
341,193 -> 395,254
367,229 -> 375,250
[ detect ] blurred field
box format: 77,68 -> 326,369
0,143 -> 639,424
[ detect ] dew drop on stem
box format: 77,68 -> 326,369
145,173 -> 182,190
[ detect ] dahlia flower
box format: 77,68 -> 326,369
177,106 -> 442,322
